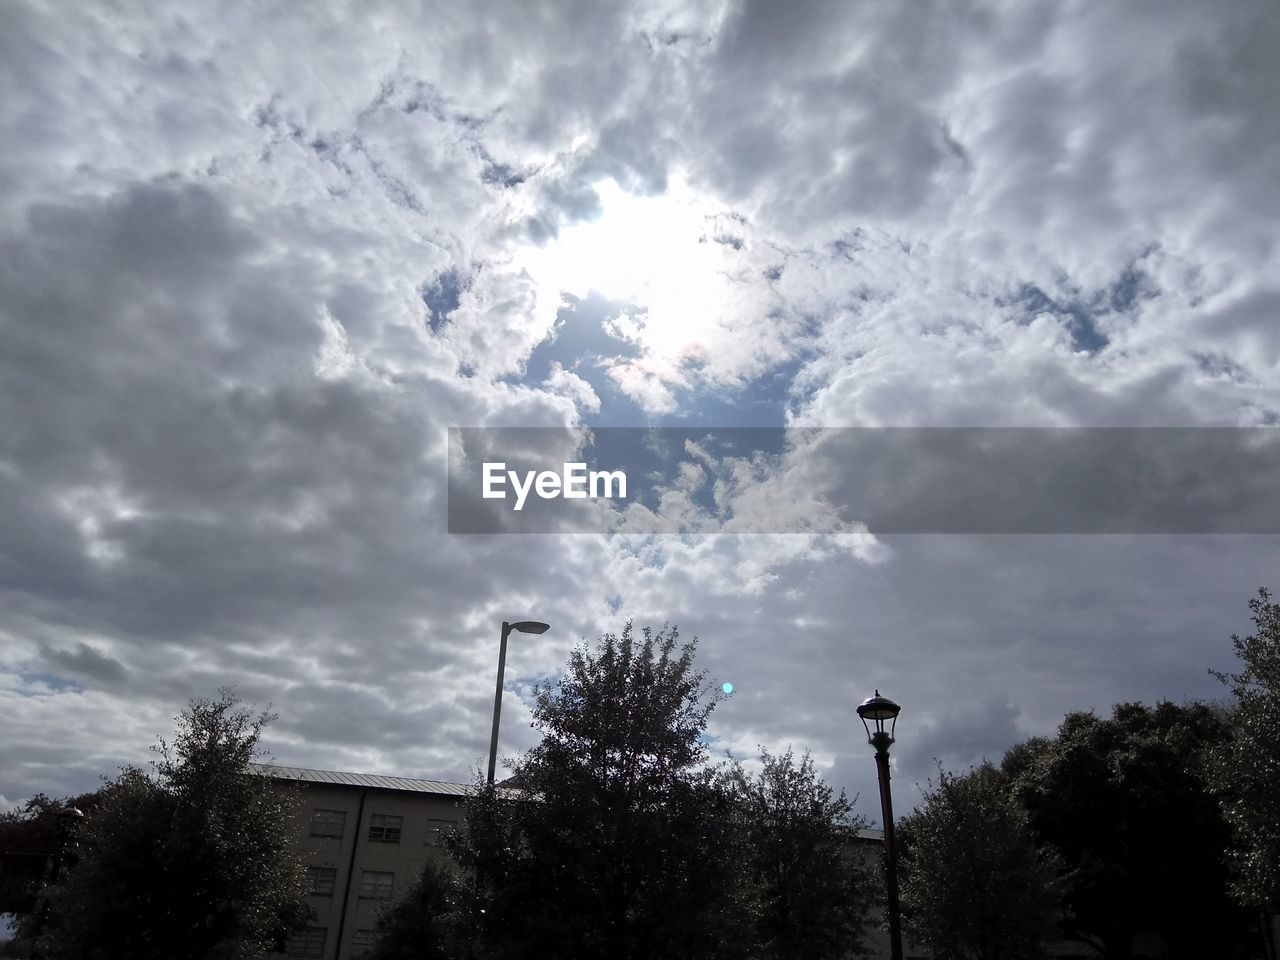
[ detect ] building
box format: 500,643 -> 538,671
257,764 -> 479,960
258,763 -> 933,960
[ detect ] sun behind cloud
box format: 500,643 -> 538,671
517,177 -> 750,375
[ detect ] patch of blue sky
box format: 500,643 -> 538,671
422,269 -> 465,332
507,289 -> 808,520
1011,263 -> 1158,356
573,426 -> 787,520
521,292 -> 642,380
14,671 -> 85,694
1108,265 -> 1153,314
519,291 -> 807,431
655,352 -> 809,430
1193,352 -> 1251,383
1015,283 -> 1111,355
510,671 -> 558,693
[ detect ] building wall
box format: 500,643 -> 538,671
267,780 -> 465,960
265,777 -> 942,960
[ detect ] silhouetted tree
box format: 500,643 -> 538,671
724,747 -> 875,960
0,791 -> 99,862
369,859 -> 464,960
449,623 -> 748,960
898,762 -> 1059,960
37,690 -> 311,960
1208,588 -> 1280,928
0,790 -> 99,924
1005,701 -> 1252,959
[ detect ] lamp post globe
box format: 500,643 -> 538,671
856,690 -> 901,751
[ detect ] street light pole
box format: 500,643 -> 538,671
487,620 -> 550,786
857,691 -> 904,960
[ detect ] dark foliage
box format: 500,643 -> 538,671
369,859 -> 465,960
1208,587 -> 1280,913
0,790 -> 99,918
724,747 -> 875,960
447,623 -> 751,960
0,791 -> 100,861
1005,700 -> 1253,958
898,762 -> 1059,960
33,690 -> 311,960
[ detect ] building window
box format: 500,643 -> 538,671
425,818 -> 458,845
285,926 -> 326,958
351,928 -> 377,958
368,813 -> 403,843
306,866 -> 337,897
309,808 -> 347,839
359,870 -> 394,900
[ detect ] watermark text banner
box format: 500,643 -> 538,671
447,427 -> 1280,534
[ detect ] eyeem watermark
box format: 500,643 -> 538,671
483,462 -> 627,511
450,426 -> 1280,534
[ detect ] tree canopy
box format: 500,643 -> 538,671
0,789 -> 99,919
1004,700 -> 1251,958
1208,587 -> 1280,913
34,690 -> 311,960
369,858 -> 465,960
449,623 -> 748,960
899,761 -> 1059,960
383,626 -> 878,960
724,747 -> 875,960
0,791 -> 100,863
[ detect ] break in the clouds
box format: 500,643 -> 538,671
1,0 -> 1278,819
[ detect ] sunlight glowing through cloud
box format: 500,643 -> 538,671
517,178 -> 746,368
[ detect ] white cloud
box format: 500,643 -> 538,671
1,0 -> 1277,817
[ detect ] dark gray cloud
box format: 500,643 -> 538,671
0,177 -> 616,798
40,643 -> 128,688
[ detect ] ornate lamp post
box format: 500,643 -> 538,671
487,620 -> 550,786
857,691 -> 903,960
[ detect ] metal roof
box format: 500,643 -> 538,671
253,763 -> 475,797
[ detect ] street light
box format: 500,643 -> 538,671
857,690 -> 903,960
487,620 -> 550,786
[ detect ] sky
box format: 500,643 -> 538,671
2,0 -> 1279,823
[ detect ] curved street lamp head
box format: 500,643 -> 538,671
509,620 -> 550,635
490,620 -> 551,786
857,690 -> 901,749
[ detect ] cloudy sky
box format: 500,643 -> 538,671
2,0 -> 1279,821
